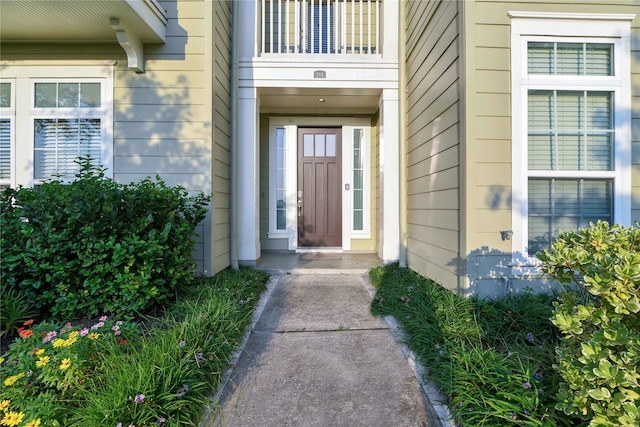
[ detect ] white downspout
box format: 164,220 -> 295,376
398,0 -> 408,268
229,0 -> 240,269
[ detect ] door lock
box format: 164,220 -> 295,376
297,198 -> 303,216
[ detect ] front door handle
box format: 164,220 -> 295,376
297,199 -> 303,216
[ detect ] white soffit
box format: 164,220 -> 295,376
259,87 -> 382,114
0,0 -> 167,44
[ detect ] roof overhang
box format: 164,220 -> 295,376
0,0 -> 167,73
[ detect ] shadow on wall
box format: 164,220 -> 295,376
113,1 -> 212,193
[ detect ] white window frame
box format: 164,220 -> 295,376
268,123 -> 297,239
267,116 -> 371,250
346,125 -> 371,238
0,62 -> 114,187
30,78 -> 109,184
0,79 -> 16,188
509,12 -> 634,272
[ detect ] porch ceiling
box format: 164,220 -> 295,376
259,88 -> 381,115
0,0 -> 166,44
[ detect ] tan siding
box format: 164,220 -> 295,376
461,1 -> 640,296
405,0 -> 461,293
0,0 -> 230,274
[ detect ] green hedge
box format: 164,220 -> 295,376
0,157 -> 211,320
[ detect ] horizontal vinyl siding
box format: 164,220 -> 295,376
211,0 -> 232,273
465,0 -> 640,296
0,0 -> 219,274
405,0 -> 461,292
118,0 -> 211,272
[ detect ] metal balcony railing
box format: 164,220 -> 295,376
259,0 -> 380,55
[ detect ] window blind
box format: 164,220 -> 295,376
528,90 -> 613,171
0,119 -> 10,183
528,42 -> 613,76
34,118 -> 101,180
528,178 -> 612,254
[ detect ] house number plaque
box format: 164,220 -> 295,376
314,70 -> 326,79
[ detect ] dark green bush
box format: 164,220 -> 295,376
0,157 -> 211,320
538,221 -> 640,426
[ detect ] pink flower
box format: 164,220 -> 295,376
134,394 -> 145,403
114,330 -> 121,336
79,328 -> 89,337
99,316 -> 108,321
42,331 -> 57,343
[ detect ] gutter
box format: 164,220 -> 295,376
398,0 -> 408,268
229,0 -> 239,269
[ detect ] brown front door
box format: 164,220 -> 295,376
298,128 -> 342,247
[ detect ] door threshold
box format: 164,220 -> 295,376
296,247 -> 343,254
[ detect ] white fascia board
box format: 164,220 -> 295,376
125,0 -> 168,41
241,67 -> 398,89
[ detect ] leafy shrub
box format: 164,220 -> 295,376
0,157 -> 211,320
538,221 -> 640,426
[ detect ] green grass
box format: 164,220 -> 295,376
0,267 -> 269,427
370,263 -> 582,427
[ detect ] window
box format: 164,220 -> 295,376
0,64 -> 113,187
509,13 -> 633,261
264,1 -> 287,53
350,126 -> 370,237
307,1 -> 334,53
33,82 -> 104,181
0,81 -> 14,188
269,125 -> 293,238
275,128 -> 287,230
353,128 -> 364,230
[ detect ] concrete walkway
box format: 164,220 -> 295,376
206,267 -> 445,427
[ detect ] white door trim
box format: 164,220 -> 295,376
268,116 -> 371,251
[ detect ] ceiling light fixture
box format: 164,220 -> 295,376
318,98 -> 326,102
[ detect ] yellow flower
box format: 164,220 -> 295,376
35,356 -> 50,368
63,337 -> 77,347
59,358 -> 72,370
52,338 -> 65,348
0,357 -> 4,365
68,331 -> 80,339
87,333 -> 100,340
24,419 -> 41,427
0,410 -> 24,426
3,373 -> 24,387
35,349 -> 45,356
0,400 -> 9,411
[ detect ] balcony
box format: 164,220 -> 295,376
259,0 -> 381,56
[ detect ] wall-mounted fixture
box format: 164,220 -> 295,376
500,230 -> 514,241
